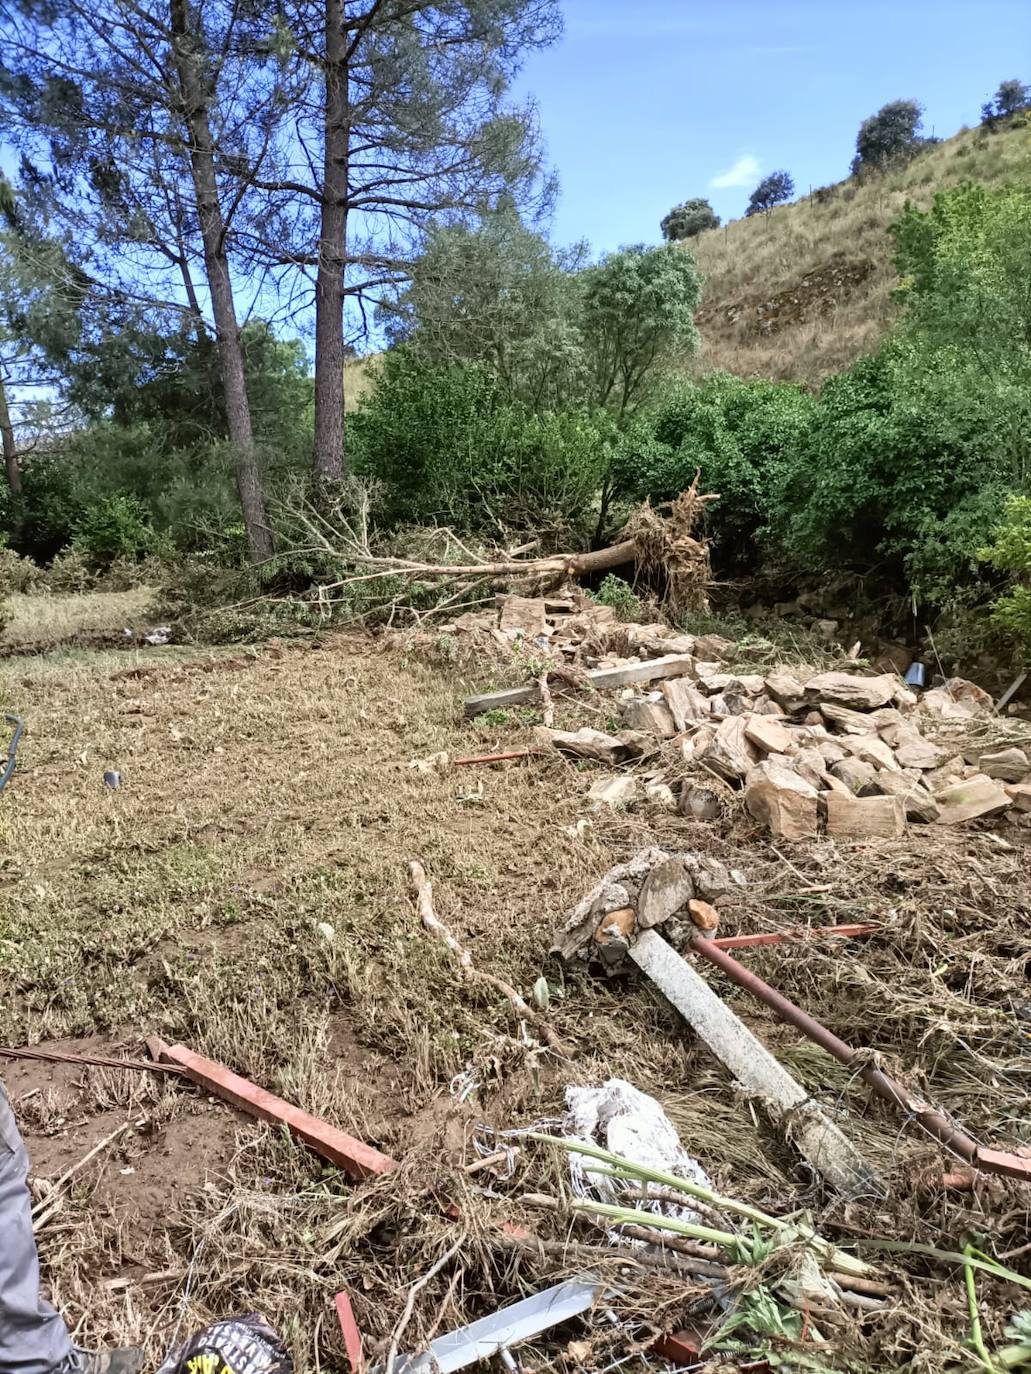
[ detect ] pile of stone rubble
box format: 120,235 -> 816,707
460,595 -> 1031,839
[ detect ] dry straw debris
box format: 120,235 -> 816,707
2,596 -> 1031,1371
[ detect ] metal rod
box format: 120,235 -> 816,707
690,938 -> 1031,1182
0,1046 -> 185,1075
711,924 -> 878,951
453,750 -> 532,767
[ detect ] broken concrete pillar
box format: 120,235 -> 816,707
629,931 -> 880,1196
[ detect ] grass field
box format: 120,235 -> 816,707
1,624 -> 1029,1370
1,589 -> 156,650
687,118 -> 1031,383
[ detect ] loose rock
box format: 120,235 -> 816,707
978,747 -> 1029,783
804,672 -> 898,711
744,761 -> 820,840
700,716 -> 760,783
637,856 -> 696,929
825,792 -> 907,839
934,774 -> 1012,825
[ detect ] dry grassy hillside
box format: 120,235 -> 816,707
343,352 -> 381,409
687,120 -> 1031,385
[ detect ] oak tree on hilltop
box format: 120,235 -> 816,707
660,198 -> 719,241
851,99 -> 924,175
745,171 -> 794,217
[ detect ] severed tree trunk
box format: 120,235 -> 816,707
169,0 -> 273,561
0,373 -> 20,495
311,0 -> 349,485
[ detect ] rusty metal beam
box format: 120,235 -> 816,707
711,924 -> 878,951
148,1037 -> 397,1180
690,938 -> 1031,1183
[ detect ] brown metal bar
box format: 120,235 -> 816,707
0,1046 -> 185,1075
453,750 -> 532,766
711,924 -> 879,951
691,937 -> 1031,1183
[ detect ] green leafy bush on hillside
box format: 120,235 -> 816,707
660,198 -> 720,241
613,374 -> 817,569
349,350 -> 618,542
980,496 -> 1031,661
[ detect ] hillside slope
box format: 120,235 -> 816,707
686,120 -> 1030,386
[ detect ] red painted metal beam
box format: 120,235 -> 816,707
334,1292 -> 365,1373
148,1038 -> 397,1180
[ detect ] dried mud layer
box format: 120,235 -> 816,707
0,633 -> 1029,1372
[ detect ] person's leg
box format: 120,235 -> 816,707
0,1082 -> 76,1374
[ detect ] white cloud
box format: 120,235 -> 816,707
710,154 -> 760,189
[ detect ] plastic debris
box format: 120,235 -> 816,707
157,1314 -> 292,1374
564,1078 -> 712,1229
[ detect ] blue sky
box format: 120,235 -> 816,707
517,0 -> 1031,252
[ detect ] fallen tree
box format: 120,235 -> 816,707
281,473 -> 718,624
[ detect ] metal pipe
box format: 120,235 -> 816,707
711,924 -> 878,951
691,937 -> 1031,1182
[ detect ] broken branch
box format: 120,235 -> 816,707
407,860 -> 572,1058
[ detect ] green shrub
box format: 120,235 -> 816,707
613,374 -> 817,571
0,548 -> 42,594
350,350 -> 615,542
981,495 -> 1031,661
72,494 -> 162,563
44,549 -> 95,593
771,348 -> 1014,604
592,574 -> 643,621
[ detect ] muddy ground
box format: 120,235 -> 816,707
1,630 -> 1029,1372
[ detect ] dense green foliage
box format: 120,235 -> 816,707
349,177 -> 1031,650
660,199 -> 720,241
1,93 -> 1029,664
349,350 -> 617,539
580,243 -> 701,415
1,324 -> 312,561
981,497 -> 1031,660
745,171 -> 794,217
851,99 -> 925,175
382,208 -> 588,410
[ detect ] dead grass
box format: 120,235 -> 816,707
1,630 -> 1030,1370
1,588 -> 156,649
687,119 -> 1031,384
344,353 -> 381,410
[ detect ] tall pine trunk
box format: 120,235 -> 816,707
169,0 -> 273,561
0,374 -> 20,495
312,0 -> 348,483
